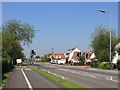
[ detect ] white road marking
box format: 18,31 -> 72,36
21,69 -> 33,90
41,68 -> 69,80
53,72 -> 68,79
25,69 -> 31,70
61,76 -> 65,79
111,79 -> 120,82
59,68 -> 119,82
54,73 -> 56,75
47,71 -> 50,73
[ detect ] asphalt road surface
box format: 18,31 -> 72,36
3,62 -> 119,90
36,62 -> 119,88
4,66 -> 61,89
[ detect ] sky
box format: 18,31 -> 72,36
1,0 -> 120,2
2,2 -> 118,58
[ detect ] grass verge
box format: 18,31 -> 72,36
1,71 -> 12,89
29,66 -> 86,90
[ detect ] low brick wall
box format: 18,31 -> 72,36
70,62 -> 91,66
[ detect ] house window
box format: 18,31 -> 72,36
79,52 -> 81,56
118,52 -> 120,55
85,53 -> 88,58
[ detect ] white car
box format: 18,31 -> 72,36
58,59 -> 66,64
71,59 -> 79,63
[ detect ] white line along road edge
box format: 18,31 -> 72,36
21,69 -> 33,90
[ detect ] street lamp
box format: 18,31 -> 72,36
97,9 -> 111,69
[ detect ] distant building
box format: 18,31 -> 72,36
46,52 -> 66,60
66,47 -> 81,61
86,50 -> 97,62
81,50 -> 97,62
54,53 -> 66,60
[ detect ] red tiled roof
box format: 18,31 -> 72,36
56,53 -> 66,59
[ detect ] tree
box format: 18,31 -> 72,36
91,26 -> 118,62
2,20 -> 35,72
0,32 -> 2,61
2,20 -> 35,45
35,56 -> 40,59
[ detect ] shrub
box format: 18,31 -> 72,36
81,59 -> 85,63
90,60 -> 99,68
117,60 -> 120,70
2,54 -> 13,73
99,62 -> 110,70
111,63 -> 117,70
41,59 -> 46,62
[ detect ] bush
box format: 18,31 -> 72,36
117,60 -> 120,70
2,54 -> 13,73
41,59 -> 46,62
111,63 -> 117,70
81,59 -> 85,63
99,62 -> 110,70
91,61 -> 99,68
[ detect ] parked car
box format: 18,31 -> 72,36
51,60 -> 58,64
58,59 -> 66,65
71,59 -> 79,63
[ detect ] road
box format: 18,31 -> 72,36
4,66 -> 61,89
3,62 -> 119,89
35,62 -> 119,89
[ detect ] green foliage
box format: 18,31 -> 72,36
2,20 -> 35,45
51,55 -> 54,60
81,59 -> 85,63
99,62 -> 110,70
115,48 -> 120,55
0,32 -> 2,58
2,20 -> 35,72
40,56 -> 48,62
2,71 -> 12,89
111,64 -> 117,70
35,56 -> 40,59
2,51 -> 13,73
2,31 -> 25,64
91,61 -> 99,68
41,59 -> 46,62
80,54 -> 85,61
78,54 -> 85,63
91,26 -> 118,62
117,60 -> 120,70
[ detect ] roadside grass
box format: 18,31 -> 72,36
1,71 -> 12,89
29,66 -> 87,90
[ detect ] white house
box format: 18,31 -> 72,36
112,42 -> 120,64
66,48 -> 81,61
86,50 -> 97,62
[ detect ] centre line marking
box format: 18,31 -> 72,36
21,69 -> 33,90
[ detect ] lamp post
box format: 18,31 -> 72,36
97,9 -> 111,69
